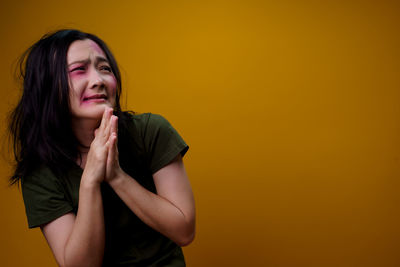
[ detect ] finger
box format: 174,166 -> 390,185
104,110 -> 114,139
98,108 -> 113,140
107,133 -> 117,165
104,108 -> 113,129
98,107 -> 109,132
109,115 -> 118,137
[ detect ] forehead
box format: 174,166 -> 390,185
67,39 -> 107,63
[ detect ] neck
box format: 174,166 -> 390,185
71,117 -> 100,152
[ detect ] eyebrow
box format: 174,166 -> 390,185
68,56 -> 109,67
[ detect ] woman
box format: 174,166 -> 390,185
9,29 -> 195,266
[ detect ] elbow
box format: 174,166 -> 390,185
178,231 -> 195,247
62,252 -> 103,267
175,223 -> 195,247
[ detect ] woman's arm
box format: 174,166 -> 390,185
107,154 -> 196,246
40,108 -> 117,267
41,182 -> 104,267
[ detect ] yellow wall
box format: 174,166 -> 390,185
1,1 -> 399,266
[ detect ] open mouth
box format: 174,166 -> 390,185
83,94 -> 107,102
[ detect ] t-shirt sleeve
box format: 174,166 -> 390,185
21,167 -> 73,228
142,114 -> 189,174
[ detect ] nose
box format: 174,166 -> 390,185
88,68 -> 104,89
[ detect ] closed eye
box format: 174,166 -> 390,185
99,65 -> 112,72
70,66 -> 86,72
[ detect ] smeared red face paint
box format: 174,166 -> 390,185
67,39 -> 117,122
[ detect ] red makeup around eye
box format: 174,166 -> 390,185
69,66 -> 89,80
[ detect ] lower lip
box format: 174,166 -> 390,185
82,98 -> 107,104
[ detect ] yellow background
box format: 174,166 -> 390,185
1,1 -> 399,266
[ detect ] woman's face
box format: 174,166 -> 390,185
67,39 -> 117,122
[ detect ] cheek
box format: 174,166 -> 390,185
68,74 -> 83,93
69,89 -> 80,108
69,72 -> 79,79
108,76 -> 117,95
68,81 -> 83,105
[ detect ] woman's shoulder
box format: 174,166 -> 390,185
22,164 -> 57,184
21,162 -> 77,190
21,163 -> 76,228
122,112 -> 172,134
124,112 -> 168,124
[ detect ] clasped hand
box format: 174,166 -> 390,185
82,107 -> 122,185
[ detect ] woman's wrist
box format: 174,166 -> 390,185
107,169 -> 127,188
80,174 -> 103,189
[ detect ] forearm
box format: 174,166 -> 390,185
64,182 -> 105,267
108,172 -> 195,246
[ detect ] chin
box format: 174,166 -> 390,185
91,105 -> 113,118
72,104 -> 115,121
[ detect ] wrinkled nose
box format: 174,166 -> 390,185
88,69 -> 104,89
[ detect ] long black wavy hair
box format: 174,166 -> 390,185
9,29 -> 125,185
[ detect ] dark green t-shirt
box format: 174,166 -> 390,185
21,113 -> 189,266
